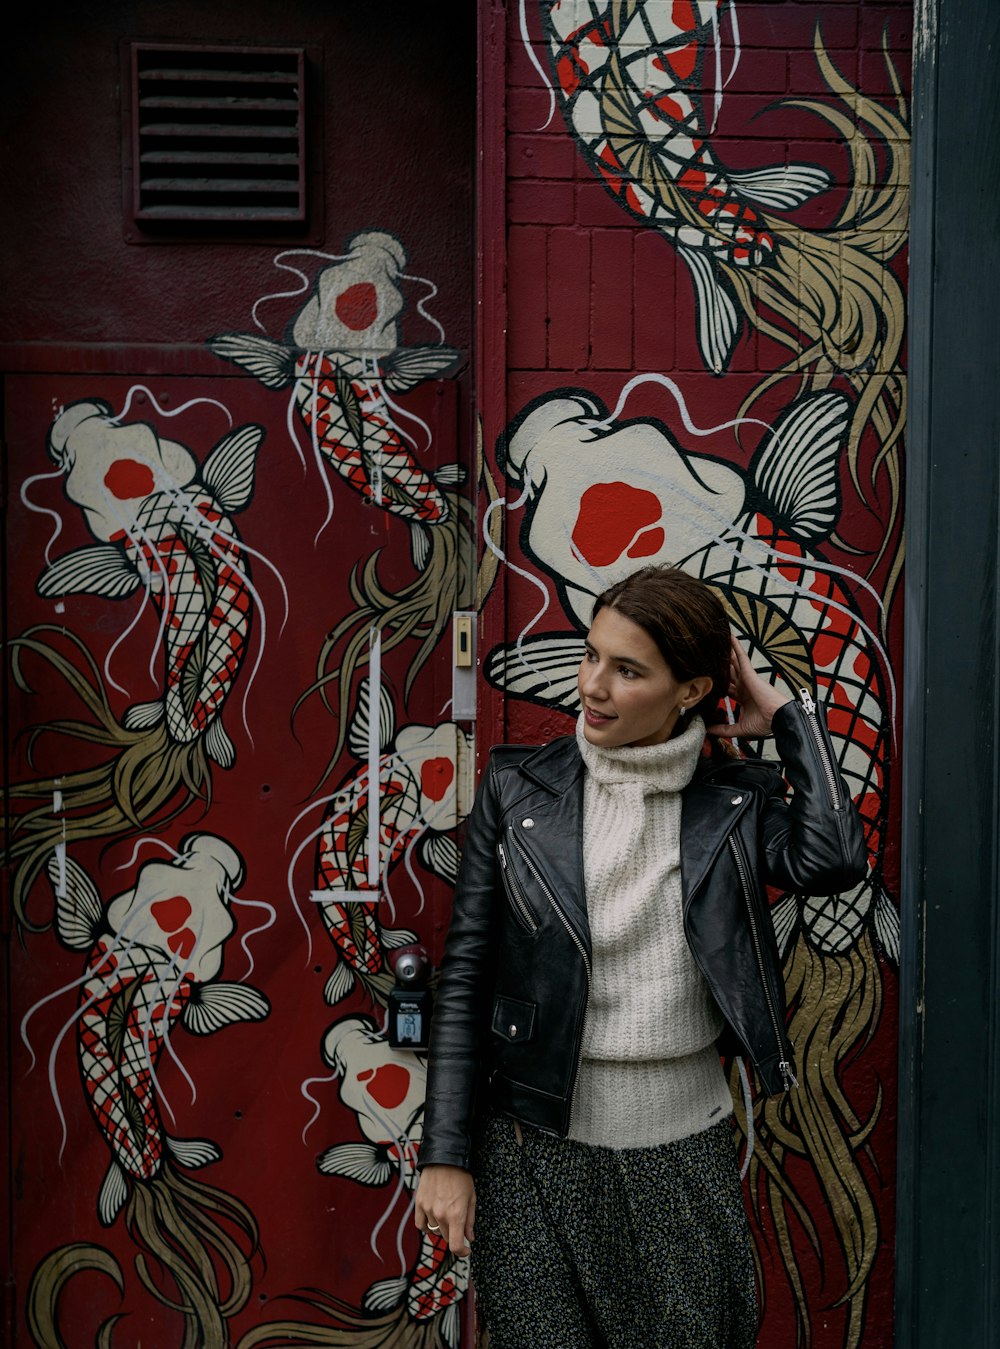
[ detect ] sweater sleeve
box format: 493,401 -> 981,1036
759,697 -> 868,895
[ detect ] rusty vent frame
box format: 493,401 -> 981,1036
128,42 -> 306,226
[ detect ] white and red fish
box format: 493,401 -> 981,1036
208,231 -> 462,566
541,1 -> 843,370
47,834 -> 269,1224
488,387 -> 896,960
318,1015 -> 468,1342
314,679 -> 470,1006
38,401 -> 264,767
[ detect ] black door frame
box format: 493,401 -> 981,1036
897,1 -> 1000,1343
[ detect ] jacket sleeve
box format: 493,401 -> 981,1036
759,698 -> 868,895
419,755 -> 502,1171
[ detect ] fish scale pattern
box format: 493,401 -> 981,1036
119,489 -> 251,742
78,937 -> 192,1179
294,352 -> 448,523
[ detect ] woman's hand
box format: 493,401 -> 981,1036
414,1164 -> 476,1257
707,636 -> 791,740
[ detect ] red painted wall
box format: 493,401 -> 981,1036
476,2 -> 910,1346
3,4 -> 477,1346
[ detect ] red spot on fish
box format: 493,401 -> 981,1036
167,928 -> 196,961
672,0 -> 695,28
421,757 -> 454,803
151,895 -> 192,932
335,283 -> 379,331
357,1063 -> 411,1110
666,42 -> 696,81
572,482 -> 663,567
558,54 -> 582,95
653,92 -> 686,122
104,459 -> 155,500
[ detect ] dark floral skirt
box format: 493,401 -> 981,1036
470,1112 -> 757,1349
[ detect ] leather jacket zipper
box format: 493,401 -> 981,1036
508,824 -> 591,1127
797,689 -> 841,810
497,841 -> 539,934
729,833 -> 798,1091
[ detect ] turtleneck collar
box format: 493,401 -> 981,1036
575,711 -> 706,794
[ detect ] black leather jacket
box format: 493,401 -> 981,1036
420,696 -> 866,1171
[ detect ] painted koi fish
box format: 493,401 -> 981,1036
38,401 -> 264,767
318,1015 -> 468,1341
488,387 -> 897,960
541,1 -> 905,377
313,679 -> 469,1006
47,834 -> 269,1224
208,231 -> 462,568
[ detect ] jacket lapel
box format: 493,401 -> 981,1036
680,777 -> 751,907
507,737 -> 589,938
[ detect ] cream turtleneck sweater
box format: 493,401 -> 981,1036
568,713 -> 733,1148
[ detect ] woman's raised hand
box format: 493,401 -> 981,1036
414,1164 -> 476,1257
707,636 -> 791,740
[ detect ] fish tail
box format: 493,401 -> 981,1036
27,1243 -> 125,1349
127,1162 -> 259,1341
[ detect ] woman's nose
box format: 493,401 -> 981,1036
580,662 -> 605,700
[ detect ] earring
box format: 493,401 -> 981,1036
678,705 -> 687,717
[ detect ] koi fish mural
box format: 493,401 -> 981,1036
487,383 -> 897,1344
539,0 -> 909,600
312,678 -> 469,1008
40,401 -> 262,762
239,1016 -> 467,1349
7,404 -> 266,929
27,835 -> 269,1346
209,232 -> 476,774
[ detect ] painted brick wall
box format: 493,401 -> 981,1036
480,3 -> 911,1345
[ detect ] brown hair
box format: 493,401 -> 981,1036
592,566 -> 731,727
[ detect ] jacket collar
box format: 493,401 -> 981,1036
514,735 -> 585,795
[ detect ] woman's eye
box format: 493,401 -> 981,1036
618,666 -> 637,680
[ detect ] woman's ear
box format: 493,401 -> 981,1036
682,675 -> 714,709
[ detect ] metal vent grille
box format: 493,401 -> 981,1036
130,43 -> 306,224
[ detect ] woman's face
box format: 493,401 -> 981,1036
578,606 -> 710,747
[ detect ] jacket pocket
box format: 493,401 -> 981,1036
492,995 -> 537,1044
497,841 -> 539,933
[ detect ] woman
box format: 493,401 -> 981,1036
415,566 -> 866,1348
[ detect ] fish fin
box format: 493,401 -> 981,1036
418,834 -> 460,887
324,959 -> 356,1006
97,1158 -> 129,1227
770,894 -> 800,959
728,163 -> 833,210
676,245 -> 740,374
348,676 -> 396,760
37,546 -> 140,600
751,391 -> 850,541
433,462 -> 467,487
441,1301 -> 463,1348
207,333 -> 295,389
410,522 -> 430,572
380,925 -> 419,951
873,885 -> 899,966
201,423 -> 264,512
380,345 -> 461,391
363,1276 -> 408,1312
166,1135 -> 222,1169
484,634 -> 584,715
182,982 -> 270,1034
123,700 -> 165,731
48,851 -> 103,950
204,718 -> 236,769
317,1142 -> 393,1187
334,365 -> 365,448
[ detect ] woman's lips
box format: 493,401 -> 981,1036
584,706 -> 616,726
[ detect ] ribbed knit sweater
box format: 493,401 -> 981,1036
568,713 -> 734,1148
